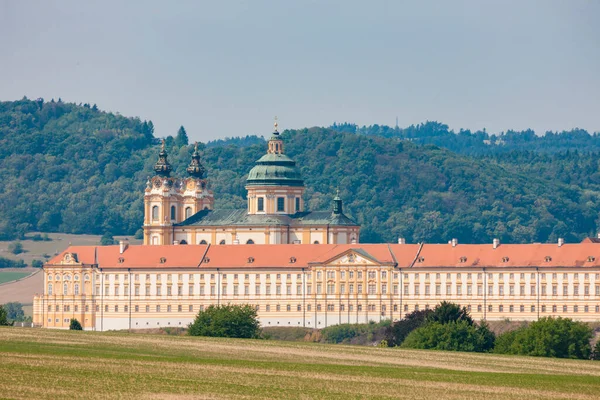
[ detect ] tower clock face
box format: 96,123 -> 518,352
187,180 -> 195,190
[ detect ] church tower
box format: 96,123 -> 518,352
246,119 -> 305,215
143,141 -> 213,245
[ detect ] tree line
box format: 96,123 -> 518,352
2,99 -> 600,244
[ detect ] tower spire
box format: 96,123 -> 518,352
186,142 -> 206,178
333,189 -> 343,214
267,116 -> 284,154
153,139 -> 173,177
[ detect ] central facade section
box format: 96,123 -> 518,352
143,121 -> 360,246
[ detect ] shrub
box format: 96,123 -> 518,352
188,304 -> 260,339
493,317 -> 592,359
427,301 -> 474,326
0,305 -> 10,326
8,242 -> 24,255
0,256 -> 26,269
69,319 -> 83,330
100,233 -> 115,246
31,259 -> 43,268
591,341 -> 600,361
3,302 -> 24,322
321,320 -> 391,344
402,320 -> 495,352
384,309 -> 432,347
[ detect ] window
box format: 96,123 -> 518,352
340,283 -> 345,294
210,285 -> 216,296
488,285 -> 493,296
135,305 -> 139,312
115,286 -> 119,296
246,239 -> 254,244
477,286 -> 482,296
48,283 -> 53,295
358,284 -> 363,294
189,285 -> 194,295
381,284 -> 387,295
63,283 -> 68,295
414,285 -> 419,295
287,285 -> 292,295
222,285 -> 227,296
349,284 -> 354,294
425,286 -> 430,295
574,286 -> 579,296
157,286 -> 162,296
74,283 -> 79,295
255,285 -> 260,295
277,197 -> 285,212
276,285 -> 282,295
563,285 -> 568,296
152,205 -> 159,220
189,305 -> 193,312
530,285 -> 536,296
257,197 -> 264,212
170,205 -> 176,220
368,284 -> 376,295
156,305 -> 161,312
185,207 -> 192,219
447,285 -> 452,295
178,286 -> 183,296
295,197 -> 300,212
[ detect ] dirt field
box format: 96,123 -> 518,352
1,327 -> 599,399
0,233 -> 141,309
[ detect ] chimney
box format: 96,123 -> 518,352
451,238 -> 458,247
558,238 -> 564,247
597,232 -> 600,239
173,240 -> 179,245
119,240 -> 128,254
493,238 -> 500,249
351,238 -> 357,244
398,238 -> 406,245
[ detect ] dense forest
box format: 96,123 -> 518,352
330,122 -> 600,156
1,98 -> 600,244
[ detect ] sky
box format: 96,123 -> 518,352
1,0 -> 599,142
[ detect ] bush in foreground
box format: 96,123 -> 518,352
321,320 -> 390,344
402,320 -> 495,352
384,309 -> 432,347
69,319 -> 83,330
494,317 -> 592,359
188,304 -> 260,339
0,305 -> 10,326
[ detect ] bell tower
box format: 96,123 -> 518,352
181,142 -> 214,219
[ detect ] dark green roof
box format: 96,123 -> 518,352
174,209 -> 358,227
246,153 -> 304,187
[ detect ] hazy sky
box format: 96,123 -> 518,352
1,1 -> 599,142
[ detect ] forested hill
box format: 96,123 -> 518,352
1,98 -> 600,244
330,122 -> 600,156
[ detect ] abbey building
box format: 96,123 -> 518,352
143,121 -> 360,246
32,120 -> 600,331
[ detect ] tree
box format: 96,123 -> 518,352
69,318 -> 83,330
0,305 -> 9,326
493,317 -> 592,359
175,126 -> 189,147
3,302 -> 24,322
31,259 -> 43,268
427,301 -> 474,326
384,309 -> 432,347
100,233 -> 115,246
8,242 -> 24,255
402,320 -> 495,352
188,304 -> 260,339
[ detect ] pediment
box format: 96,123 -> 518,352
326,249 -> 379,266
59,252 -> 79,265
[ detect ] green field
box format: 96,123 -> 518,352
0,271 -> 31,284
1,328 -> 600,399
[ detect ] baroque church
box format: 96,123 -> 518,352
143,120 -> 360,246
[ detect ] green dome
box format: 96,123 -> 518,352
246,153 -> 304,187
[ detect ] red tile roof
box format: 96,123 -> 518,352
44,242 -> 600,270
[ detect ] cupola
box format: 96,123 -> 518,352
153,139 -> 173,177
186,142 -> 206,178
333,190 -> 343,215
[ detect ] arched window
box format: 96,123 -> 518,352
48,283 -> 53,295
63,283 -> 68,295
219,240 -> 226,245
185,207 -> 192,219
204,206 -> 209,210
314,241 -> 320,244
246,239 -> 255,244
152,206 -> 159,221
179,240 -> 187,245
199,240 -> 207,245
74,283 -> 80,295
170,205 -> 176,221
